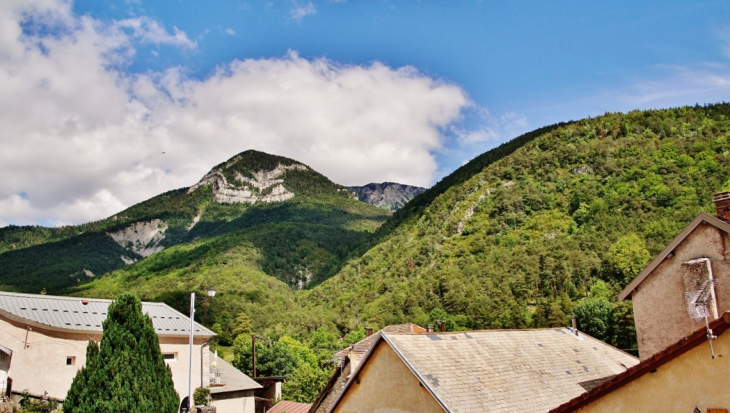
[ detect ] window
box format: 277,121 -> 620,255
66,356 -> 75,366
163,353 -> 177,362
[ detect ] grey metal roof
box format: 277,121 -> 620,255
0,291 -> 215,338
208,351 -> 262,394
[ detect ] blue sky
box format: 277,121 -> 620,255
2,0 -> 730,225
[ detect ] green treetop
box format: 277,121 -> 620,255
64,294 -> 180,413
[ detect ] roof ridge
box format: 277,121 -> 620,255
0,291 -> 181,307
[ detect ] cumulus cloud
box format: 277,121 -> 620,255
0,0 -> 473,226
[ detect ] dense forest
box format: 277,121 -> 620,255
3,104 -> 730,401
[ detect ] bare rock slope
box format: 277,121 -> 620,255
349,182 -> 426,212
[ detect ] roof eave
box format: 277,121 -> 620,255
548,312 -> 730,413
618,212 -> 730,301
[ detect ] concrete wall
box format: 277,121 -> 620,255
632,223 -> 730,359
0,316 -> 208,401
576,330 -> 730,412
212,389 -> 255,413
333,341 -> 444,413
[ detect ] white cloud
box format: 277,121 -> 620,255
290,1 -> 316,22
0,0 -> 472,226
225,28 -> 235,35
115,17 -> 196,49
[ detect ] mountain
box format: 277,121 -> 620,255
0,150 -> 390,293
349,182 -> 426,211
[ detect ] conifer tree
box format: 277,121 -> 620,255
64,294 -> 179,413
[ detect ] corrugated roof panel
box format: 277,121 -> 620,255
0,292 -> 215,338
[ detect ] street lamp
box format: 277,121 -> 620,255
186,286 -> 216,413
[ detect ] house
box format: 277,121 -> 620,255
0,291 -> 218,406
309,323 -> 426,413
208,350 -> 261,413
618,191 -> 730,359
253,376 -> 285,413
548,312 -> 730,413
326,328 -> 639,413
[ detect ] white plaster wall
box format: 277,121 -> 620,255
212,395 -> 255,413
0,317 -> 209,401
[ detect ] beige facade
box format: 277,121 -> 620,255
622,215 -> 730,359
211,389 -> 256,413
0,315 -> 210,400
333,340 -> 444,413
571,327 -> 730,412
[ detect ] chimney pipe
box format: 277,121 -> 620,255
365,327 -> 373,337
427,324 -> 434,333
714,191 -> 730,223
437,320 -> 446,332
571,315 -> 579,337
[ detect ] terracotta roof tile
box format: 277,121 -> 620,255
268,401 -> 311,413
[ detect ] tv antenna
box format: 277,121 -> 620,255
685,278 -> 719,358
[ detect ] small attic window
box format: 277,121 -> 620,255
66,356 -> 76,366
163,353 -> 177,362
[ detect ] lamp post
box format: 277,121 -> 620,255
186,286 -> 215,413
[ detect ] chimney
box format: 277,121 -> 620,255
365,327 -> 373,337
571,315 -> 579,337
714,191 -> 730,223
437,320 -> 446,332
427,324 -> 434,333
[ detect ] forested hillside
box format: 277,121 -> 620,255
303,103 -> 730,351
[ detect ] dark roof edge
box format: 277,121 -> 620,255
618,212 -> 730,301
309,358 -> 347,413
325,334 -> 384,413
548,312 -> 730,413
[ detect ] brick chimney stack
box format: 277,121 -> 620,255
365,327 -> 373,337
714,191 -> 730,223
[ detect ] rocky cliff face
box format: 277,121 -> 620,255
349,182 -> 427,211
188,163 -> 308,204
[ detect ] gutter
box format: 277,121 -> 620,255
201,339 -> 211,387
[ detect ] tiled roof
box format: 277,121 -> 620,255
268,401 -> 312,413
548,312 -> 730,413
382,329 -> 638,413
0,291 -> 215,338
208,351 -> 261,394
333,323 -> 426,365
331,328 -> 639,413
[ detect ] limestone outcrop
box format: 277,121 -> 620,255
188,163 -> 307,204
108,219 -> 167,258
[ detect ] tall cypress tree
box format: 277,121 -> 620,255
64,294 -> 180,413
